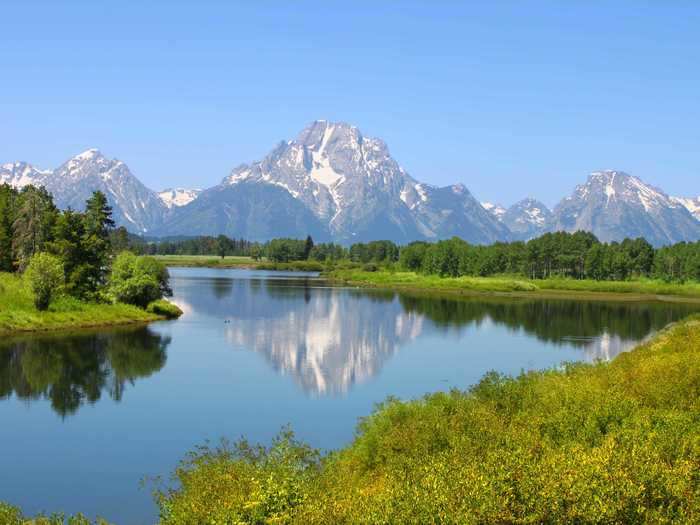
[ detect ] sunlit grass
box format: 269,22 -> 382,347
0,272 -> 162,334
326,269 -> 700,299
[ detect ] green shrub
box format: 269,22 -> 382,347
156,430 -> 320,525
0,501 -> 111,524
147,299 -> 183,319
108,251 -> 172,308
156,317 -> 700,524
24,252 -> 64,311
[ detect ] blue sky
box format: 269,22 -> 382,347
1,1 -> 699,207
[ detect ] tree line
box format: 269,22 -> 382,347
128,228 -> 699,282
0,183 -> 171,310
399,231 -> 700,282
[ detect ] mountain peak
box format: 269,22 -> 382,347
73,148 -> 103,161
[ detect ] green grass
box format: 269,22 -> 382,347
326,269 -> 700,301
153,254 -> 261,268
0,272 -> 167,334
155,315 -> 700,524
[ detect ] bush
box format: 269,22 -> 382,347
156,317 -> 700,524
0,501 -> 111,524
108,252 -> 172,308
147,299 -> 183,319
362,262 -> 379,272
24,252 -> 64,311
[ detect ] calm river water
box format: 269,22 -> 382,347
1,268 -> 697,523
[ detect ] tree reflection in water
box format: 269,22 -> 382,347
0,327 -> 170,417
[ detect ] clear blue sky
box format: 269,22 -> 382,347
1,1 -> 699,207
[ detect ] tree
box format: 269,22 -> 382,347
11,186 -> 57,271
80,191 -> 115,294
303,235 -> 314,260
217,234 -> 232,259
108,251 -> 172,308
24,252 -> 64,311
0,184 -> 17,272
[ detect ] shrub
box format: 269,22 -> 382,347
156,316 -> 700,524
108,251 -> 172,308
147,299 -> 183,319
24,252 -> 64,311
0,501 -> 111,524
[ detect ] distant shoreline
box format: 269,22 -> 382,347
153,257 -> 700,303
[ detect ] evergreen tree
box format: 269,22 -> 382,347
303,235 -> 314,260
11,186 -> 57,271
80,191 -> 115,295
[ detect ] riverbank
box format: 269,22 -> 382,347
155,254 -> 325,272
0,272 -> 181,335
326,269 -> 700,302
156,313 -> 700,523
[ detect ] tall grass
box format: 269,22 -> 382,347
156,315 -> 700,524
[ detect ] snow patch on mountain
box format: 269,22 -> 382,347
158,188 -> 202,208
482,202 -> 507,221
671,196 -> 700,221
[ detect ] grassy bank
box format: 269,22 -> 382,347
155,315 -> 700,523
155,254 -> 328,272
0,272 -> 180,335
326,269 -> 700,301
153,254 -> 261,268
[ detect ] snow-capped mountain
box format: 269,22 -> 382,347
158,188 -> 202,208
671,195 -> 700,221
482,202 -> 506,221
4,131 -> 699,246
551,170 -> 700,246
502,198 -> 553,240
0,162 -> 51,188
48,149 -> 167,233
158,120 -> 508,243
1,150 -> 167,233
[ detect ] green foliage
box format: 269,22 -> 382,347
147,299 -> 183,319
108,252 -> 172,308
0,272 -> 161,334
11,186 -> 57,271
156,317 -> 700,524
155,429 -> 320,525
0,501 -> 112,524
24,252 -> 64,311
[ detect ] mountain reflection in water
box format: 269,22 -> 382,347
172,271 -> 698,396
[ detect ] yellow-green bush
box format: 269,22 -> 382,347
157,317 -> 700,524
146,299 -> 183,319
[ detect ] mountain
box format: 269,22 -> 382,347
158,188 -> 202,208
501,198 -> 553,241
48,149 -> 167,233
671,196 -> 700,221
1,150 -> 166,233
551,170 -> 700,246
0,162 -> 51,188
155,182 -> 330,240
159,120 -> 508,243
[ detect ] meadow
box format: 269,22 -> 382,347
326,269 -> 700,302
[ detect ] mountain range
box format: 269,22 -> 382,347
2,121 -> 699,246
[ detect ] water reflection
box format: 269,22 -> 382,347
171,271 -> 698,396
0,327 -> 170,417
